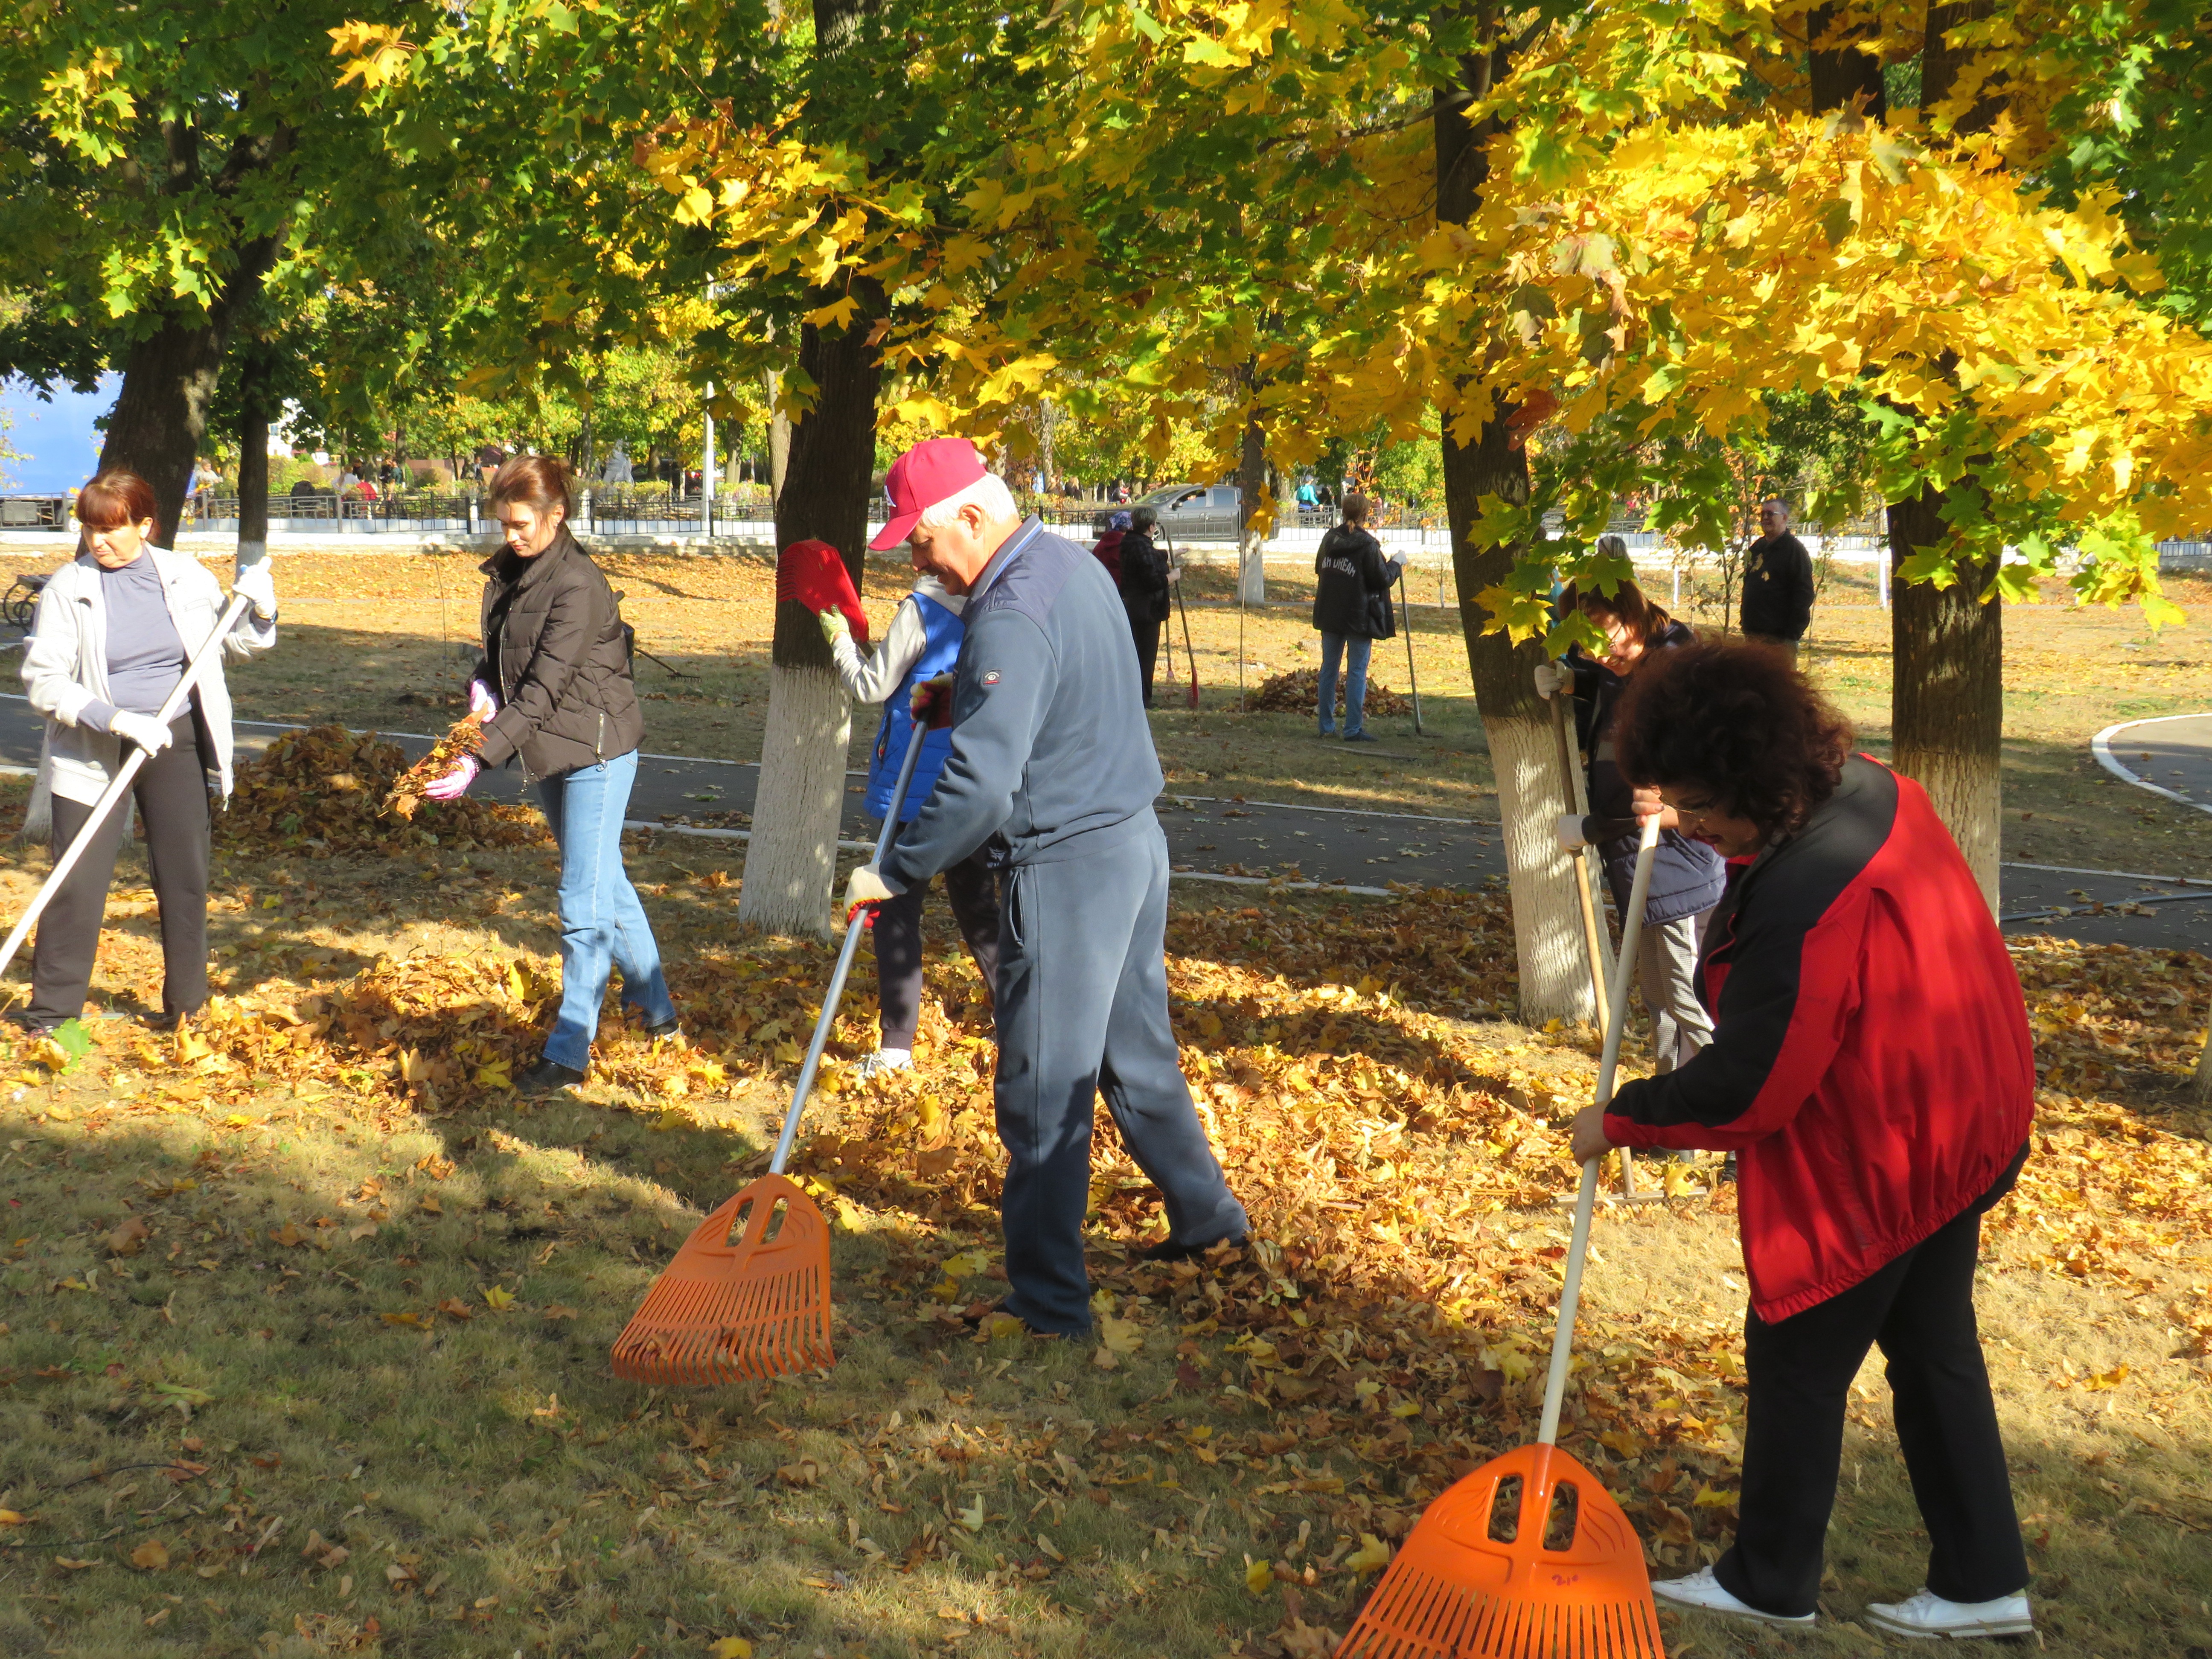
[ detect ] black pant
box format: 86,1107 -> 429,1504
1717,1164 -> 2029,1618
1129,615 -> 1162,707
872,843 -> 1001,1050
31,719 -> 209,1025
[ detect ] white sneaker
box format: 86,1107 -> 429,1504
853,1048 -> 912,1080
1865,1588 -> 2033,1640
1651,1566 -> 1816,1627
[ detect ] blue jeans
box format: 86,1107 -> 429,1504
533,749 -> 676,1070
1317,632 -> 1371,736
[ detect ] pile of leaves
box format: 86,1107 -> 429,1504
215,725 -> 542,857
99,875 -> 2212,1621
386,713 -> 486,821
1249,669 -> 1413,718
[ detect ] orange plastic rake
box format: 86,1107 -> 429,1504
611,730 -> 926,1386
1337,817 -> 1667,1659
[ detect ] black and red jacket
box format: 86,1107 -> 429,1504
1604,755 -> 2034,1322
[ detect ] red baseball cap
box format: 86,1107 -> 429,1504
870,437 -> 988,550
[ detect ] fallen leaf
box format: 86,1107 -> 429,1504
1345,1533 -> 1392,1575
106,1215 -> 151,1257
542,1304 -> 577,1321
776,1460 -> 820,1488
708,1642 -> 755,1659
437,1298 -> 474,1321
55,1556 -> 98,1571
0,1509 -> 29,1526
1246,1557 -> 1274,1594
130,1540 -> 170,1571
1098,1314 -> 1144,1355
483,1285 -> 516,1310
271,1223 -> 307,1248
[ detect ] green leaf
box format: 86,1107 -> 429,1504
48,1019 -> 92,1060
1126,4 -> 1165,44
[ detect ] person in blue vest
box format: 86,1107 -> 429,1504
842,438 -> 1248,1339
818,570 -> 1001,1079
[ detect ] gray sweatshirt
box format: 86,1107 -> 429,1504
78,550 -> 186,732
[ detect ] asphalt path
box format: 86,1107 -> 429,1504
0,694 -> 2201,949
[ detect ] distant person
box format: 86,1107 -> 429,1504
1116,506 -> 1174,707
1578,641 -> 2035,1643
1741,498 -> 1814,662
1309,494 -> 1402,743
1090,510 -> 1129,587
818,560 -> 1001,1080
190,461 -> 221,518
420,455 -> 677,1094
19,469 -> 277,1032
1536,560 -> 1724,1078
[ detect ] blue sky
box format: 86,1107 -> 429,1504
0,374 -> 119,493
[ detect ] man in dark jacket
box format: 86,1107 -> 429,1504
1739,499 -> 1815,660
844,440 -> 1248,1337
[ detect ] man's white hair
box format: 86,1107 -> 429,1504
1761,498 -> 1790,517
917,470 -> 1019,530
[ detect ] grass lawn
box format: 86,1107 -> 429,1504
0,546 -> 2206,1658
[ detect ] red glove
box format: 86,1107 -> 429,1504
910,672 -> 956,731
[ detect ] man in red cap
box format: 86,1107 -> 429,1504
844,438 -> 1248,1337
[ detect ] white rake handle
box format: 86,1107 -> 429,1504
1538,810 -> 1662,1447
769,719 -> 931,1176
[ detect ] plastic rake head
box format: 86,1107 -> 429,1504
1335,1443 -> 1664,1659
610,1175 -> 833,1385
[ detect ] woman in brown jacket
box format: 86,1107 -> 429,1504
424,455 -> 677,1092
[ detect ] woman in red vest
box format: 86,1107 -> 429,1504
1572,641 -> 2035,1642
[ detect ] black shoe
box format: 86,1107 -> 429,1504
1140,1234 -> 1249,1264
643,1015 -> 682,1039
143,1007 -> 200,1033
1342,731 -> 1380,745
516,1057 -> 587,1097
7,1010 -> 59,1036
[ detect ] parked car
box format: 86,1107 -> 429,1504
1091,483 -> 1242,536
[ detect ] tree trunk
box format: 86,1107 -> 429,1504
1235,369 -> 1267,606
1807,3 -> 1887,119
1435,34 -> 1593,1025
1882,3 -> 2003,913
1888,488 -> 2002,908
737,280 -> 886,938
236,344 -> 273,572
99,309 -> 238,548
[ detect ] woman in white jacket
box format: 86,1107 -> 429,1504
17,470 -> 276,1032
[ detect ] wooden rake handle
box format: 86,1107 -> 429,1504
1538,811 -> 1661,1449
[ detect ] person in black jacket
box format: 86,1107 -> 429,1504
1310,495 -> 1402,742
1740,499 -> 1815,661
1116,505 -> 1176,706
422,454 -> 678,1094
1537,570 -> 1725,1076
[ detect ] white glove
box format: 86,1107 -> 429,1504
818,607 -> 851,649
232,560 -> 277,622
110,711 -> 173,755
843,865 -> 898,917
468,679 -> 499,721
1533,660 -> 1566,699
1556,813 -> 1589,852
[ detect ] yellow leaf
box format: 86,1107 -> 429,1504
0,1509 -> 28,1525
1691,1485 -> 1736,1509
803,295 -> 861,331
709,1642 -> 756,1659
130,1539 -> 170,1570
984,1313 -> 1025,1341
1246,1557 -> 1273,1594
2083,1364 -> 2129,1391
1345,1533 -> 1392,1575
940,1249 -> 990,1279
1098,1314 -> 1144,1355
483,1285 -> 516,1310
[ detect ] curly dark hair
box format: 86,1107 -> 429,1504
1614,640 -> 1854,844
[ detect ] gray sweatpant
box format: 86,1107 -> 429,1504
993,817 -> 1248,1334
1638,908 -> 1714,1074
